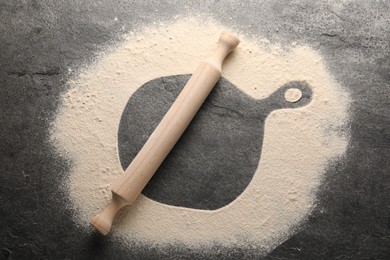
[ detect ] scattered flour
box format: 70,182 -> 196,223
51,17 -> 349,255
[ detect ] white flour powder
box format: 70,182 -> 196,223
51,17 -> 349,255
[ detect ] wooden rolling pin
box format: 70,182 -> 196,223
91,31 -> 240,235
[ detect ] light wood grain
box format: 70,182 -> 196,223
91,31 -> 240,235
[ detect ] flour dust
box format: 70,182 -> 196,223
51,17 -> 349,255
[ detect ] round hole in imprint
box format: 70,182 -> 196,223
284,88 -> 303,103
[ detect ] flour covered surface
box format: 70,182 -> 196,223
51,17 -> 349,255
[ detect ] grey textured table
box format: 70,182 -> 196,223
1,1 -> 389,259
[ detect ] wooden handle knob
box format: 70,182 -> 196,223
207,31 -> 240,71
219,31 -> 241,53
90,193 -> 128,235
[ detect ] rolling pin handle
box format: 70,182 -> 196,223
207,31 -> 240,71
90,192 -> 129,235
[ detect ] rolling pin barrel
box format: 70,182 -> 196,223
91,31 -> 240,235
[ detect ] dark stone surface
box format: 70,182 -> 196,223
0,0 -> 389,259
119,75 -> 312,209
